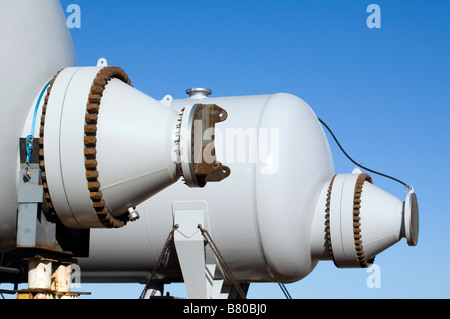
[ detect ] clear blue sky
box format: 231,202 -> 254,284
9,0 -> 449,299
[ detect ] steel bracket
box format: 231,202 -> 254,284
16,163 -> 53,249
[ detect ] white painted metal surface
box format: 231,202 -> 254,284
28,259 -> 52,290
41,63 -> 196,228
173,201 -> 209,298
80,92 -> 336,283
403,188 -> 419,247
80,91 -> 418,285
0,0 -> 419,294
97,78 -> 181,218
44,67 -> 104,228
329,173 -> 361,267
311,171 -> 419,267
0,0 -> 76,252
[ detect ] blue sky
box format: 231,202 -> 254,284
7,0 -> 448,299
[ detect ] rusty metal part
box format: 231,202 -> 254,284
325,173 -> 375,268
17,254 -> 87,299
84,66 -> 132,228
191,104 -> 230,187
51,263 -> 71,293
16,288 -> 83,299
325,175 -> 337,265
39,70 -> 63,224
353,174 -> 375,268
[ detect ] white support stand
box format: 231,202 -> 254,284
172,200 -> 245,299
207,264 -> 224,299
173,201 -> 218,299
142,283 -> 164,299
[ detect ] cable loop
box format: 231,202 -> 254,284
318,118 -> 411,190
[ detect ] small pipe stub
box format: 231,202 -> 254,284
186,88 -> 212,99
127,207 -> 140,222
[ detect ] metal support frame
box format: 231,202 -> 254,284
17,163 -> 61,250
173,201 -> 209,299
13,139 -> 89,299
142,283 -> 164,299
16,256 -> 82,299
172,201 -> 244,299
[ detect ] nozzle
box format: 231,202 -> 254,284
312,172 -> 419,268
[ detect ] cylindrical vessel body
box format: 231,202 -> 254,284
0,0 -> 76,252
80,93 -> 335,283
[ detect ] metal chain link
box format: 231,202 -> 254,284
139,224 -> 179,299
198,224 -> 247,299
139,223 -> 246,300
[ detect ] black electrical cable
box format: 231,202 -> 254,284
278,283 -> 292,299
318,118 -> 411,189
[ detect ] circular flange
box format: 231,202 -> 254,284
404,190 -> 419,246
326,173 -> 375,268
39,70 -> 63,224
353,174 -> 374,268
39,66 -> 133,228
83,66 -> 132,228
178,103 -> 200,187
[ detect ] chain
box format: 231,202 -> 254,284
198,224 -> 247,299
139,223 -> 246,300
139,224 -> 179,299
